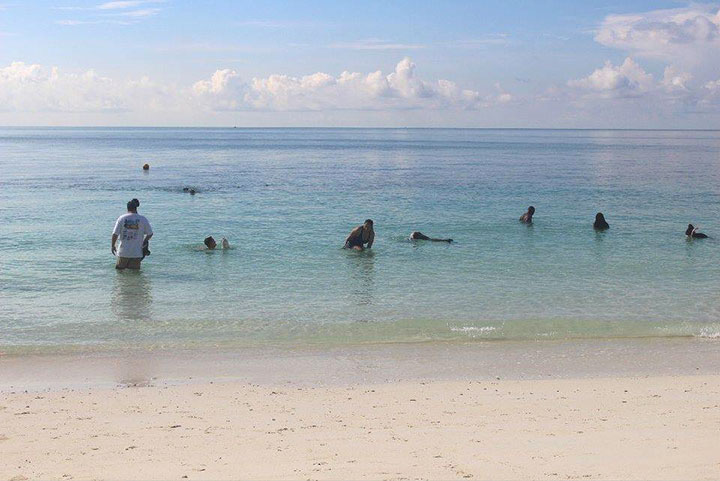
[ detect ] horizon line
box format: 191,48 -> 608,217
2,126 -> 720,132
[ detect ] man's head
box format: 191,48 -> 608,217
127,198 -> 139,213
364,219 -> 374,229
204,236 -> 217,249
527,206 -> 535,215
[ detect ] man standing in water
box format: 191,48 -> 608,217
344,219 -> 375,251
111,199 -> 153,270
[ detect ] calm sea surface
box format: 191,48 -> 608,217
1,128 -> 719,352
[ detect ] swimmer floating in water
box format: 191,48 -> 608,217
409,231 -> 453,243
594,212 -> 609,230
344,219 -> 374,251
519,206 -> 535,224
685,224 -> 708,239
204,236 -> 231,250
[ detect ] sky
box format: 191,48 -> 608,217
1,0 -> 720,127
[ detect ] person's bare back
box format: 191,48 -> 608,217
344,219 -> 375,250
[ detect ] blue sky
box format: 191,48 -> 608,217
1,1 -> 719,127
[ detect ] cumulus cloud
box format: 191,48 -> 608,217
662,66 -> 692,92
192,57 -> 493,111
0,58 -> 507,114
568,58 -> 654,97
0,62 -> 125,112
595,5 -> 720,63
0,61 -> 177,113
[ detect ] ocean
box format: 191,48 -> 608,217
1,128 -> 719,353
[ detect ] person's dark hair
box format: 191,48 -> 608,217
364,219 -> 373,225
131,198 -> 140,207
127,201 -> 137,211
204,236 -> 216,248
594,212 -> 609,229
528,206 -> 535,214
686,224 -> 695,236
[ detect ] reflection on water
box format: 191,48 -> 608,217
344,249 -> 375,309
111,270 -> 153,322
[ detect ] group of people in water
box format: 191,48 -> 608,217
111,199 -> 710,270
340,206 -> 710,252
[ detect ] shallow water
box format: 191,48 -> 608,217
1,128 -> 719,352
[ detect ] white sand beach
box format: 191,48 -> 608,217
1,340 -> 719,480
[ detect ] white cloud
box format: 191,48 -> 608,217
193,57 -> 491,111
0,61 -> 179,113
0,62 -> 125,112
706,79 -> 720,92
329,39 -> 425,50
568,57 -> 654,97
595,5 -> 720,63
662,65 -> 692,92
97,1 -> 144,9
112,8 -> 159,17
454,34 -> 510,48
56,0 -> 162,25
0,58 -> 501,115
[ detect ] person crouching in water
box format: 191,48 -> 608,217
409,231 -> 453,243
344,219 -> 375,251
111,199 -> 153,270
519,206 -> 535,224
204,236 -> 230,249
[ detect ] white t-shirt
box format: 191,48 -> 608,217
112,213 -> 153,258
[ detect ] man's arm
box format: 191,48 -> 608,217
111,234 -> 118,255
143,218 -> 153,242
366,229 -> 374,248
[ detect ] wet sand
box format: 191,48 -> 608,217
1,339 -> 719,480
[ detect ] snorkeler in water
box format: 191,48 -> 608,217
409,231 -> 453,243
686,224 -> 708,239
204,236 -> 231,250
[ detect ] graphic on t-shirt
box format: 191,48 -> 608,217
122,219 -> 141,240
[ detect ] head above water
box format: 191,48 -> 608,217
364,219 -> 374,228
204,236 -> 217,249
126,198 -> 140,212
527,206 -> 535,215
595,212 -> 605,222
686,224 -> 695,236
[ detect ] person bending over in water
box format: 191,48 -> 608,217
519,206 -> 535,224
410,231 -> 453,243
594,212 -> 610,230
344,219 -> 375,251
204,236 -> 231,250
686,224 -> 708,239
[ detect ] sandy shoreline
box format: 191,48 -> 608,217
1,339 -> 719,480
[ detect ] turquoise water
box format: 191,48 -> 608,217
1,128 -> 719,351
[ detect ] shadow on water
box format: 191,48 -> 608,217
343,249 -> 375,309
111,270 -> 153,322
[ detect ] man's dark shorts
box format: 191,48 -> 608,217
116,257 -> 142,270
